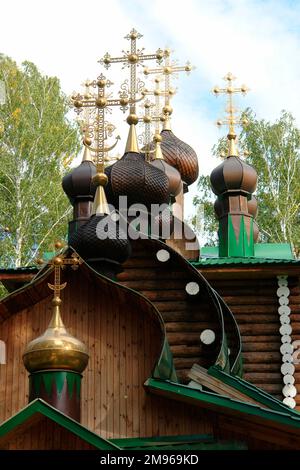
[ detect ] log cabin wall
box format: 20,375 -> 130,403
197,268 -> 300,406
0,267 -> 215,439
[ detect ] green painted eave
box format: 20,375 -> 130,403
145,378 -> 300,431
110,434 -> 247,450
195,243 -> 298,266
0,398 -> 119,450
208,366 -> 300,416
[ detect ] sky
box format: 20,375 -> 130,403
1,0 -> 300,218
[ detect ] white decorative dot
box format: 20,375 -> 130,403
277,275 -> 288,282
185,281 -> 200,296
282,353 -> 293,363
283,374 -> 295,385
281,335 -> 292,344
279,296 -> 289,306
280,343 -> 294,355
283,397 -> 296,409
280,314 -> 290,325
280,324 -> 292,336
200,329 -> 215,345
156,249 -> 170,262
278,305 -> 291,315
283,384 -> 297,398
277,286 -> 290,297
278,280 -> 288,287
281,363 -> 295,375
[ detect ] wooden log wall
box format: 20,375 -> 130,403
289,276 -> 300,410
0,267 -> 215,440
198,274 -> 300,402
117,240 -> 223,383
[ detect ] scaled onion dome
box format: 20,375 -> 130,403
158,109 -> 199,187
23,296 -> 89,374
62,146 -> 97,205
105,115 -> 170,210
210,133 -> 257,196
70,172 -> 131,265
150,133 -> 182,199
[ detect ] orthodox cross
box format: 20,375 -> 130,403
143,48 -> 192,121
71,74 -> 126,173
37,242 -> 82,301
141,77 -> 168,160
212,72 -> 249,157
99,29 -> 165,116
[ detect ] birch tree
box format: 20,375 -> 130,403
0,55 -> 80,267
193,110 -> 300,255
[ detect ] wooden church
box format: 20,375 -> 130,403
0,30 -> 300,451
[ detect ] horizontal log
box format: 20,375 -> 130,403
243,363 -> 281,372
166,322 -> 220,333
234,314 -> 280,324
162,311 -> 215,322
214,285 -> 300,296
168,332 -> 209,345
171,345 -> 202,357
257,383 -> 284,394
223,296 -> 278,306
139,290 -> 188,301
155,301 -> 212,312
174,357 -> 210,368
176,369 -> 190,383
242,335 -> 281,343
119,280 -> 188,290
242,342 -> 281,352
243,373 -> 282,384
242,352 -> 281,363
239,324 -> 281,335
210,279 -> 277,288
117,269 -> 187,281
230,305 -> 278,314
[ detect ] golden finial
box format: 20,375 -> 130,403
213,72 -> 249,157
99,29 -> 165,153
24,247 -> 88,374
143,48 -> 194,127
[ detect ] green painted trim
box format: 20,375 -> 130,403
219,214 -> 254,258
30,371 -> 81,399
110,434 -> 247,450
153,338 -> 178,382
208,366 -> 300,416
145,378 -> 300,431
0,398 -> 119,450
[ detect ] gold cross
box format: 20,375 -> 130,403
71,74 -> 125,172
36,242 -> 82,301
143,48 -> 193,119
99,29 -> 164,115
213,72 -> 249,137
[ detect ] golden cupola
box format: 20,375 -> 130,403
23,296 -> 89,374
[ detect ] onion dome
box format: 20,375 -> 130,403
248,195 -> 258,217
210,155 -> 257,196
150,134 -> 182,198
159,117 -> 199,186
69,171 -> 131,265
62,146 -> 96,205
23,297 -> 89,374
105,122 -> 170,209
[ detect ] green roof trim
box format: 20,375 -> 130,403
145,378 -> 300,431
0,399 -> 119,450
110,434 -> 247,450
208,366 -> 300,415
196,243 -> 298,266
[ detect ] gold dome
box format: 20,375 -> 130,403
23,298 -> 89,374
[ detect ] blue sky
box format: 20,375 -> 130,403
1,0 -> 300,217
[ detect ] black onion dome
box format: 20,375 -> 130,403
69,214 -> 131,264
210,156 -> 257,196
105,152 -> 169,209
150,159 -> 182,197
62,161 -> 97,205
160,130 -> 199,186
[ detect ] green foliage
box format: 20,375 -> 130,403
0,55 -> 80,267
194,110 -> 300,254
